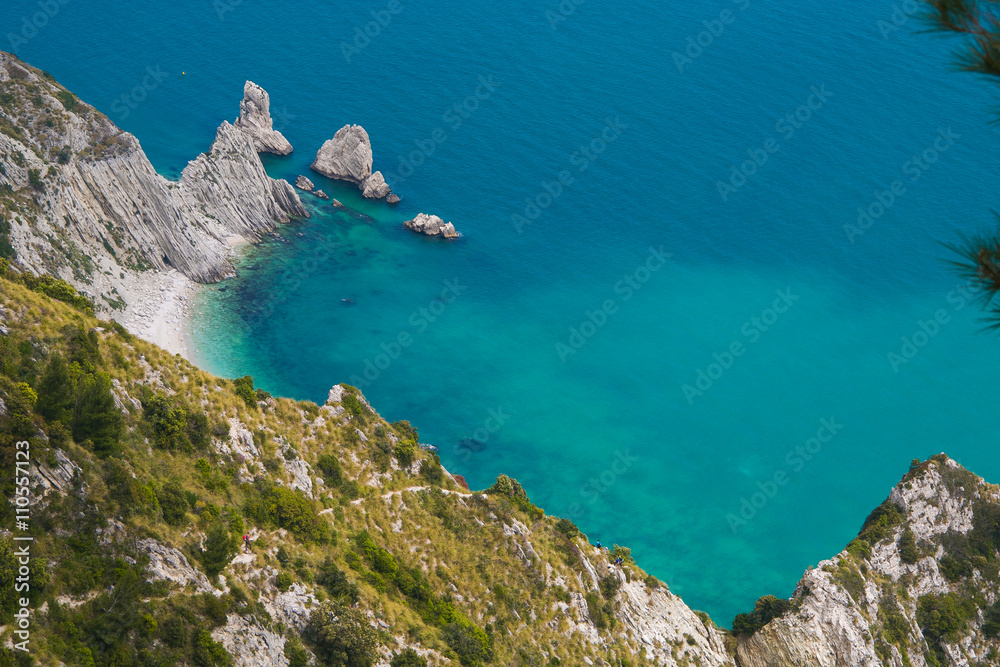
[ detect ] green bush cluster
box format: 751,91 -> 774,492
243,479 -> 328,542
140,389 -> 210,452
731,595 -> 792,636
486,474 -> 543,520
0,261 -> 94,313
232,375 -> 269,410
306,601 -> 378,667
917,592 -> 976,645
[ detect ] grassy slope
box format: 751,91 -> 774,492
0,273 -> 671,667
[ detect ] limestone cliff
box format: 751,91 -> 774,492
310,123 -> 396,200
0,52 -> 305,316
737,455 -> 1000,666
233,80 -> 293,155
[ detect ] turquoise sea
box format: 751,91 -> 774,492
10,0 -> 1000,624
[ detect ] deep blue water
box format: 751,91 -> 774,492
10,0 -> 1000,624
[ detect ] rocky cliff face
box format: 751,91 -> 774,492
310,123 -> 395,200
404,212 -> 459,239
233,80 -> 293,155
737,455 -> 1000,667
0,52 -> 305,314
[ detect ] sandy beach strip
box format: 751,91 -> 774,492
116,269 -> 200,361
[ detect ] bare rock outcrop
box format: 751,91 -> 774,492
295,175 -> 314,191
139,538 -> 217,594
403,213 -> 459,239
233,81 -> 293,155
736,455 -> 1000,667
0,52 -> 306,315
212,613 -> 289,667
310,124 -> 396,201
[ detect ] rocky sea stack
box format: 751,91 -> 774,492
233,80 -> 293,155
403,213 -> 459,238
310,124 -> 396,201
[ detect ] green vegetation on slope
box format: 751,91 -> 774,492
0,269 -> 667,666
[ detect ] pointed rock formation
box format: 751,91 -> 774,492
233,81 -> 293,155
403,213 -> 459,239
0,52 -> 306,308
310,124 -> 396,201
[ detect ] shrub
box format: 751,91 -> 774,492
27,168 -> 44,192
442,622 -> 491,666
200,520 -> 238,577
917,592 -> 976,644
857,500 -> 904,546
275,571 -> 293,591
232,376 -> 257,410
317,454 -> 343,484
316,558 -> 360,603
157,481 -> 189,526
35,353 -> 74,425
554,518 -> 579,538
731,595 -> 792,636
275,546 -> 290,566
899,528 -> 919,564
584,592 -> 610,630
421,454 -> 445,486
306,601 -> 378,667
284,636 -> 309,667
390,648 -> 428,667
56,90 -> 77,111
392,419 -> 419,442
644,574 -> 660,589
342,393 -> 368,425
600,574 -> 621,600
72,372 -> 124,457
192,629 -> 231,667
395,438 -> 417,467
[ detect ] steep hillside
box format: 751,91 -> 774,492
0,268 -> 733,667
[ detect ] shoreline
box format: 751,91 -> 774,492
117,269 -> 201,362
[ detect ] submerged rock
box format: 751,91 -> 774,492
311,124 -> 396,200
403,213 -> 459,239
294,175 -> 314,191
386,193 -> 400,204
234,81 -> 293,155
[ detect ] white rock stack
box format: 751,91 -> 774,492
234,81 -> 293,155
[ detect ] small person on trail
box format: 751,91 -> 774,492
596,539 -> 601,550
243,534 -> 251,553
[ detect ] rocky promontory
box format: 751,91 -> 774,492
233,80 -> 293,155
310,124 -> 396,201
0,52 -> 305,317
403,213 -> 459,238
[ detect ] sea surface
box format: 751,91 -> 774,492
11,0 -> 1000,624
